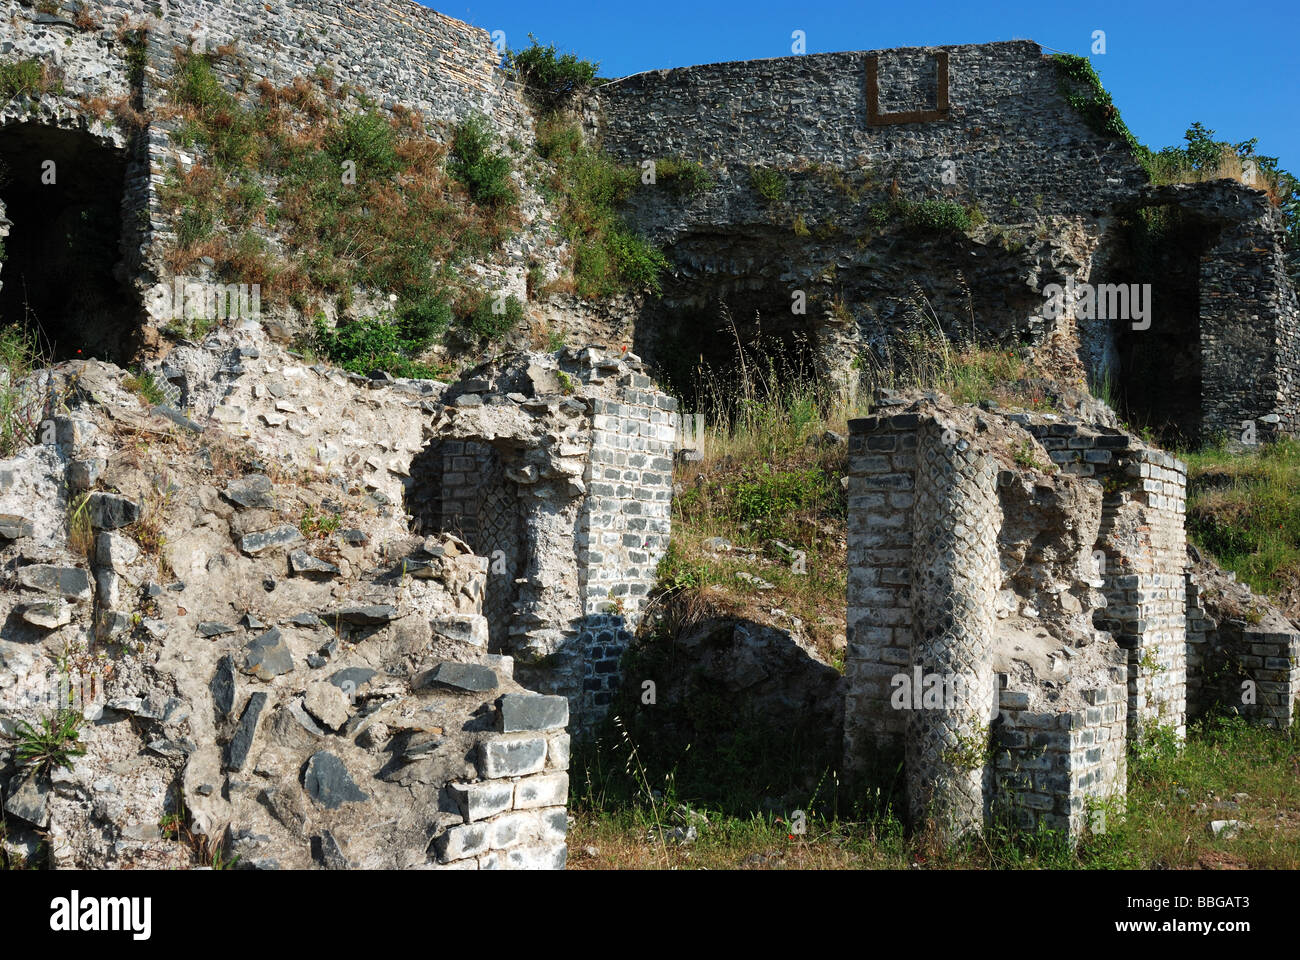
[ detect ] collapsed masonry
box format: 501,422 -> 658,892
843,391 -> 1300,839
0,324 -> 669,869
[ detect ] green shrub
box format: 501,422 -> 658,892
325,110 -> 400,179
448,113 -> 517,209
398,295 -> 454,347
312,314 -> 441,379
894,198 -> 971,234
461,292 -> 524,342
748,165 -> 786,205
506,34 -> 600,111
0,58 -> 47,101
655,158 -> 714,198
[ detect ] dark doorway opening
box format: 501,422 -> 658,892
0,123 -> 138,361
1112,204 -> 1221,447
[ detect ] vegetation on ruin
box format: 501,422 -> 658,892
571,683 -> 1300,869
12,710 -> 87,777
534,114 -> 669,298
1184,436 -> 1300,600
653,157 -> 714,198
1050,53 -> 1143,157
505,34 -> 602,112
0,56 -> 62,103
160,49 -> 524,363
0,323 -> 47,458
748,165 -> 787,205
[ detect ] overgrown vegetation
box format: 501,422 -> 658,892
161,48 -> 522,366
1050,54 -> 1143,157
1183,436 -> 1300,598
0,323 -> 45,457
0,57 -> 61,103
571,708 -> 1300,869
534,114 -> 669,298
448,113 -> 518,209
654,157 -> 714,198
748,165 -> 786,205
505,34 -> 601,112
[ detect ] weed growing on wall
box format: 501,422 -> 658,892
534,114 -> 668,297
505,34 -> 601,112
160,48 -> 520,355
655,158 -> 714,198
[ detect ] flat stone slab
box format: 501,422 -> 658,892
243,628 -> 294,681
240,525 -> 303,556
303,751 -> 367,810
86,492 -> 139,530
0,514 -> 34,539
226,692 -> 268,771
20,600 -> 72,629
332,605 -> 398,625
17,565 -> 92,600
428,662 -> 497,693
197,621 -> 238,638
499,693 -> 569,733
223,474 -> 274,511
289,550 -> 340,576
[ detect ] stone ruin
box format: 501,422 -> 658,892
844,391 -> 1299,840
0,0 -> 1298,868
0,323 -> 670,869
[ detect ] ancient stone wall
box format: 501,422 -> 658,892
593,41 -> 1147,386
845,398 -> 1166,838
1021,418 -> 1188,739
421,348 -> 675,730
1185,569 -> 1300,730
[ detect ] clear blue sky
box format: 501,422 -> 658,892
422,0 -> 1300,171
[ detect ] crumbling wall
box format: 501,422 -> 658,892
1185,565 -> 1300,730
845,397 -> 1144,838
1022,419 -> 1188,739
417,348 -> 675,731
0,328 -> 574,869
594,41 -> 1146,386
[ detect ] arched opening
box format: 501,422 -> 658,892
0,123 -> 139,361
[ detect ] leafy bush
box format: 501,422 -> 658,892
325,110 -> 400,179
748,165 -> 786,205
398,294 -> 454,347
506,34 -> 600,111
448,113 -> 517,209
894,198 -> 971,234
461,292 -> 524,342
312,314 -> 443,380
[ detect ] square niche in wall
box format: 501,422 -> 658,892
866,50 -> 950,125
